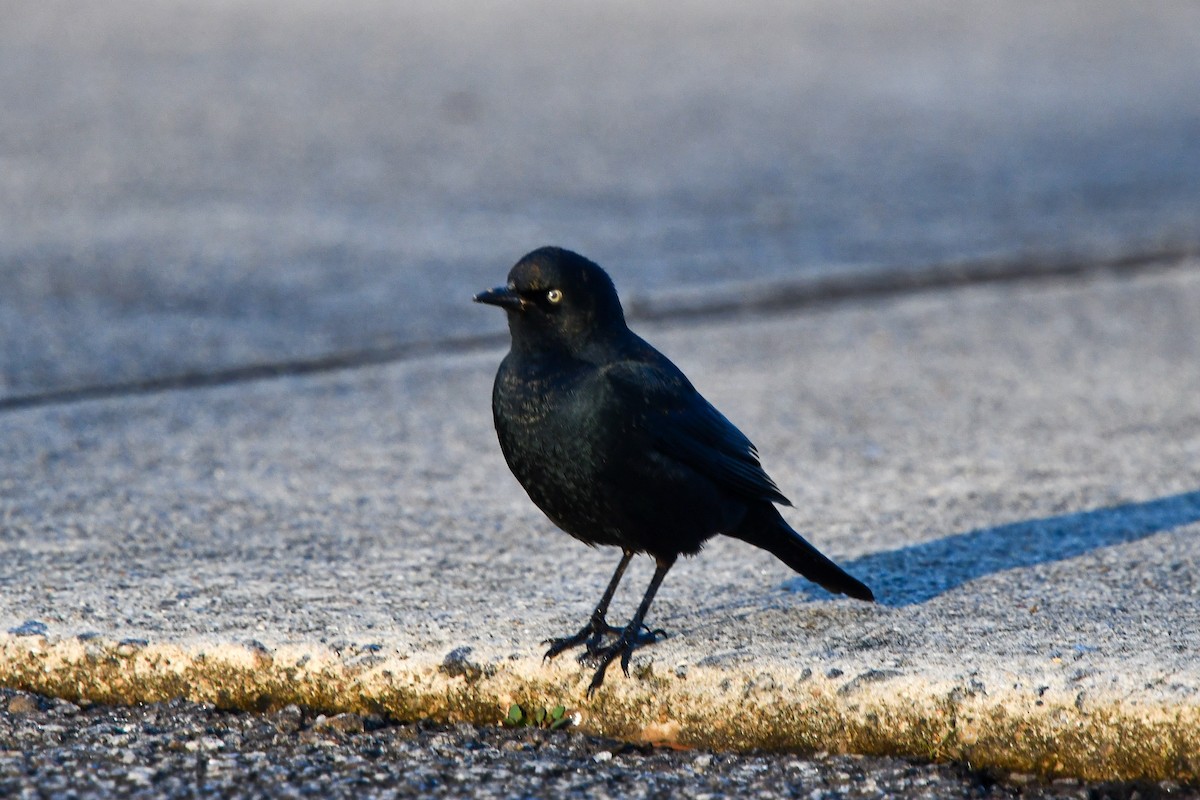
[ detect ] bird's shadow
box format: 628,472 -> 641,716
786,490 -> 1200,607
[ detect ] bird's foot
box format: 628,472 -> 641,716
542,615 -> 622,662
578,622 -> 664,660
543,615 -> 665,663
581,622 -> 667,697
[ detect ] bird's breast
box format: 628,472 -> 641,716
490,353 -> 744,557
491,358 -> 626,543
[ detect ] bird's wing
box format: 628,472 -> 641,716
602,360 -> 793,507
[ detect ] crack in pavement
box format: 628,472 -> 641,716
2,246 -> 1194,413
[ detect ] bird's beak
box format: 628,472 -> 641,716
473,285 -> 526,311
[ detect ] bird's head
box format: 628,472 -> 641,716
474,247 -> 627,354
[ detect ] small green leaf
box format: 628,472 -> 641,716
505,704 -> 523,726
549,705 -> 566,721
533,707 -> 546,724
550,715 -> 572,730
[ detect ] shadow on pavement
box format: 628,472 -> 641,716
788,490 -> 1200,607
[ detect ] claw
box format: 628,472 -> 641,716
543,631 -> 588,662
543,615 -> 624,662
581,622 -> 668,696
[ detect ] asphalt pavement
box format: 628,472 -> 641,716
2,1 -> 1200,793
4,687 -> 1179,799
3,1 -> 1199,400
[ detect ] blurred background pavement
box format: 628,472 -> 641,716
2,0 -> 1198,400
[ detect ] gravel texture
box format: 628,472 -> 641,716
1,689 -> 1190,799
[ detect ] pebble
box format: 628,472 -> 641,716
273,704 -> 303,733
6,695 -> 38,715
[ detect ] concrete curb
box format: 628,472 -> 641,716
2,634 -> 1197,782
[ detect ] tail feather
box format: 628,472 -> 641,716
727,505 -> 874,602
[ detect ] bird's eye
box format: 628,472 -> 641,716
546,289 -> 563,304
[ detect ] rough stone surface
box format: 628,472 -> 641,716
6,688 -> 1176,800
4,1 -> 1200,397
3,264 -> 1199,780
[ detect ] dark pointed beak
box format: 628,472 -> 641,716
473,285 -> 526,311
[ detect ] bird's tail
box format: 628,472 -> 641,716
728,505 -> 874,602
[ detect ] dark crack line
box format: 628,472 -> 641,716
624,246 -> 1194,322
0,333 -> 507,412
1,246 -> 1194,413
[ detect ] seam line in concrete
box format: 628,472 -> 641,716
2,245 -> 1193,414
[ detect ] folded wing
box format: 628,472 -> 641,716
604,361 -> 792,507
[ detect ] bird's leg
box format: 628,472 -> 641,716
543,550 -> 634,661
585,555 -> 674,697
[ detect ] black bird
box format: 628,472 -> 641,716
475,247 -> 873,694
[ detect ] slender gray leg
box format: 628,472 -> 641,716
585,554 -> 674,697
543,549 -> 634,660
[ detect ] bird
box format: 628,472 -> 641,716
475,246 -> 873,695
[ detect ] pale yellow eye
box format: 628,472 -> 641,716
546,288 -> 563,304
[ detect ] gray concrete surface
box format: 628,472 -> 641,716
3,262 -> 1198,780
4,1 -> 1200,399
